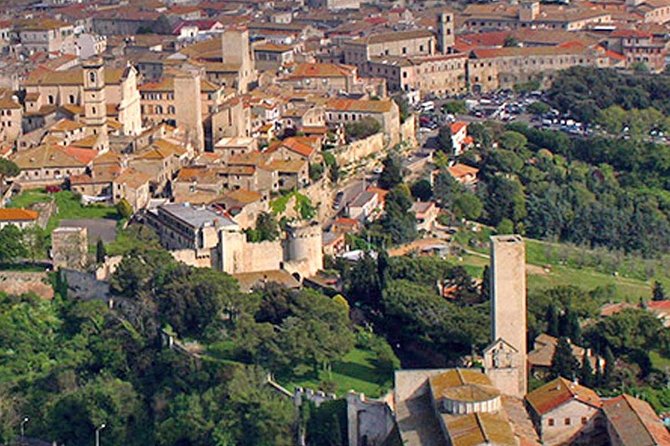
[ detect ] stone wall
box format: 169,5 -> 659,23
346,391 -> 396,446
399,114 -> 417,147
171,248 -> 215,269
220,231 -> 284,274
0,271 -> 53,299
334,132 -> 385,167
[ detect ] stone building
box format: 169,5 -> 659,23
82,57 -> 109,152
51,226 -> 88,269
525,377 -> 604,446
324,98 -> 400,145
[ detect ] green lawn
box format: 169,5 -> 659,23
8,190 -> 119,235
650,351 -> 670,371
454,233 -> 653,302
7,189 -> 51,208
280,348 -> 391,398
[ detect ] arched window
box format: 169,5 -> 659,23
167,105 -> 175,114
92,106 -> 96,115
89,72 -> 96,84
69,94 -> 75,104
47,95 -> 54,105
156,105 -> 163,114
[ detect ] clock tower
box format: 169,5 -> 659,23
82,57 -> 108,152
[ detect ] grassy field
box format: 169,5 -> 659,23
453,230 -> 655,302
8,190 -> 119,235
280,348 -> 391,398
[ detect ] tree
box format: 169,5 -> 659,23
499,130 -> 527,152
602,346 -> 615,388
345,117 -> 381,141
328,162 -> 340,183
410,179 -> 433,201
496,218 -> 514,235
596,105 -> 626,134
23,225 -> 45,263
433,171 -> 461,208
503,36 -> 519,47
394,95 -> 410,124
546,304 -> 560,337
380,185 -> 417,244
579,351 -> 594,387
96,238 -> 106,264
306,400 -> 347,446
550,337 -> 579,380
0,159 -> 19,178
480,265 -> 491,301
247,212 -> 279,242
453,193 -> 483,220
442,100 -> 467,115
653,280 -> 666,301
309,163 -> 324,181
0,225 -> 26,263
526,102 -> 550,116
378,154 -> 403,190
116,199 -> 133,219
437,125 -> 454,153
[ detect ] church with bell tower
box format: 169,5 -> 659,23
82,56 -> 109,152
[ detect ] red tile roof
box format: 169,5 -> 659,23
0,208 -> 38,221
526,377 -> 601,416
603,394 -> 670,446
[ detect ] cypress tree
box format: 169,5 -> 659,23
96,238 -> 106,264
550,336 -> 579,380
481,265 -> 491,301
653,281 -> 666,301
603,346 -> 615,388
546,304 -> 560,337
579,351 -> 594,387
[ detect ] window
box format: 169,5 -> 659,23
581,417 -> 587,425
48,95 -> 54,105
564,418 -> 571,426
89,72 -> 96,84
69,94 -> 75,104
548,418 -> 554,426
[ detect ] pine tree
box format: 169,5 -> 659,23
602,346 -> 615,388
593,360 -> 602,388
653,281 -> 666,301
550,337 -> 579,380
546,304 -> 560,337
579,351 -> 594,387
96,238 -> 106,264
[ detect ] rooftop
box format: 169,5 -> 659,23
158,203 -> 236,229
526,377 -> 601,416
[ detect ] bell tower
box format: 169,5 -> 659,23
484,235 -> 528,398
82,56 -> 108,152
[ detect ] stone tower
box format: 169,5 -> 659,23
82,57 -> 109,151
484,235 -> 527,398
437,12 -> 455,54
173,66 -> 204,152
221,27 -> 255,93
519,0 -> 540,23
285,221 -> 323,279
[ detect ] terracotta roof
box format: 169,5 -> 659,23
451,121 -> 468,134
526,377 -> 601,416
25,67 -> 126,87
113,167 -> 151,189
326,98 -> 393,113
602,394 -> 670,446
266,159 -> 305,173
447,163 -> 479,179
443,412 -> 517,446
62,147 -> 97,165
351,29 -> 433,46
0,208 -> 38,221
222,188 -> 262,204
50,119 -> 84,133
254,42 -> 293,52
266,137 -> 315,158
288,63 -> 356,79
600,302 -> 635,317
12,145 -> 89,169
16,18 -> 71,31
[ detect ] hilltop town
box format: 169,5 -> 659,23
2,0 -> 670,444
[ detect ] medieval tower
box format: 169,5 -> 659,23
437,12 -> 455,54
484,235 -> 527,398
82,56 -> 109,152
221,27 -> 256,93
173,66 -> 205,152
